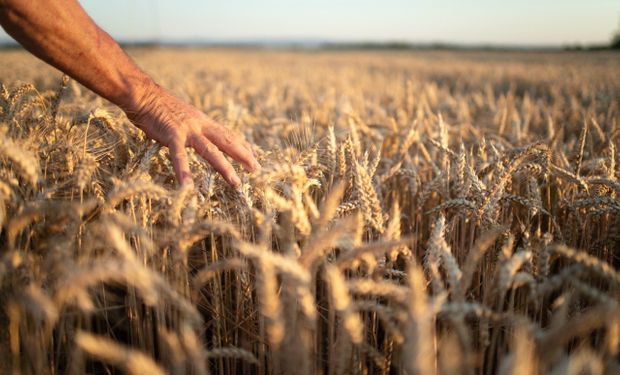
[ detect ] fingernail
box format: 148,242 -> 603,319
181,176 -> 195,189
252,159 -> 262,172
230,174 -> 241,188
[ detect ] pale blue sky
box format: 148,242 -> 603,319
1,0 -> 619,46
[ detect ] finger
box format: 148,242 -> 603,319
202,122 -> 260,172
190,135 -> 241,188
242,140 -> 259,163
243,140 -> 255,155
169,141 -> 194,188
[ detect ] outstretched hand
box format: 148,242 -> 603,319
0,0 -> 260,188
125,83 -> 260,188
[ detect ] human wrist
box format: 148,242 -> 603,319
116,73 -> 160,118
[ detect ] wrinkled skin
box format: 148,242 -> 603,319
127,83 -> 260,187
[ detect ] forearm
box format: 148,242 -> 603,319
0,0 -> 259,187
0,0 -> 152,112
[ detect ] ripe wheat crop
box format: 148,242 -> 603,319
0,49 -> 619,374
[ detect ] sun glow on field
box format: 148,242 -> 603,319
0,49 -> 619,374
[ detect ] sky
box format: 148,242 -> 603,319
1,0 -> 619,47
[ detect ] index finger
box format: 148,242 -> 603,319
202,122 -> 261,173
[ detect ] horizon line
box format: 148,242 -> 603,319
0,37 -> 616,51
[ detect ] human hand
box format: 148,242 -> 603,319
124,83 -> 260,188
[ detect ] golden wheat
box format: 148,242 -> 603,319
0,48 -> 618,375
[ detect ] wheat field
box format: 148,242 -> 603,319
0,48 -> 619,374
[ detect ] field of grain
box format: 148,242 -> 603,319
0,49 -> 619,374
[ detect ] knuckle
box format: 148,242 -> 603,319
201,142 -> 219,156
192,137 -> 220,158
168,133 -> 186,149
222,128 -> 237,144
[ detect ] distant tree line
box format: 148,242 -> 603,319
565,30 -> 620,51
612,32 -> 620,49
